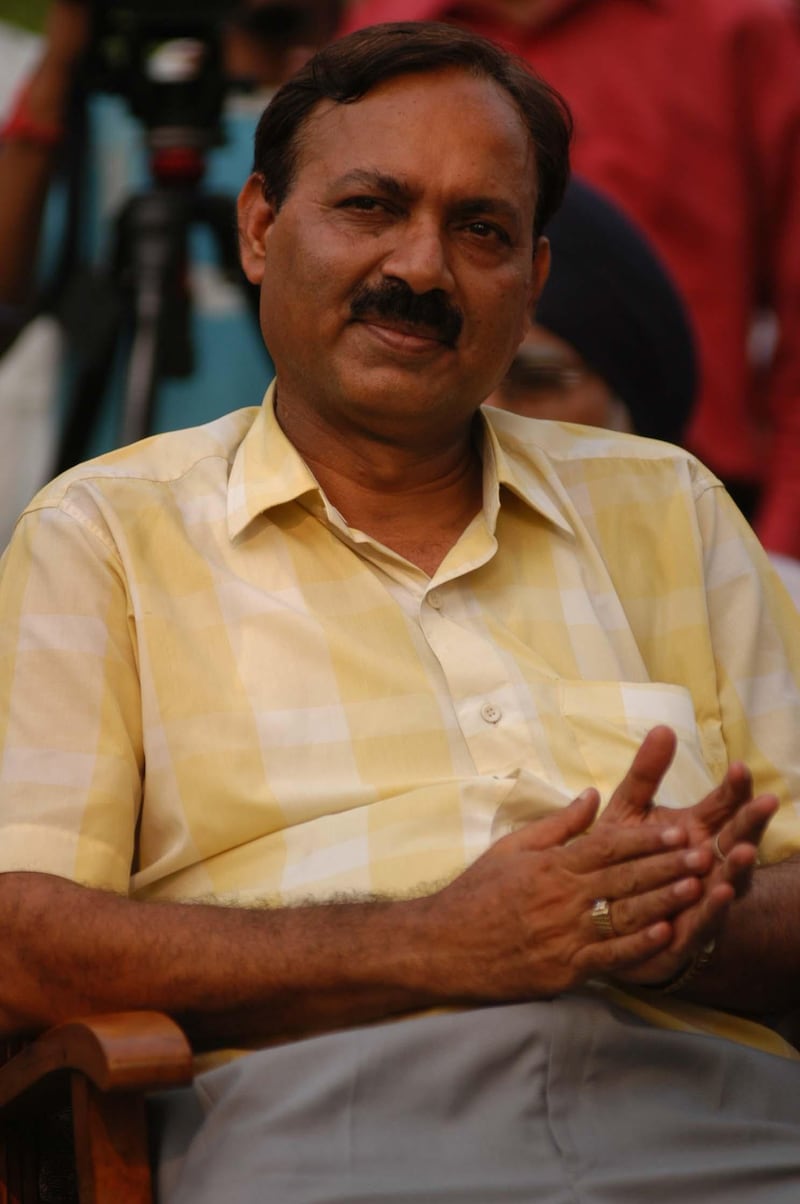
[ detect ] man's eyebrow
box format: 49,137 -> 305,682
329,172 -> 526,232
331,169 -> 414,203
452,196 -> 524,230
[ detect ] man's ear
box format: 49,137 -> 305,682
529,236 -> 551,312
237,173 -> 277,285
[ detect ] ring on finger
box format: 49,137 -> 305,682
590,897 -> 617,939
712,832 -> 726,862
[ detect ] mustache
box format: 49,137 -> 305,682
350,279 -> 463,349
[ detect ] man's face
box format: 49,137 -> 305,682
239,67 -> 548,442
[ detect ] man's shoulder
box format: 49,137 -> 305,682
25,407 -> 261,518
485,406 -> 718,494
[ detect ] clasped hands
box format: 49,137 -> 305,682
433,726 -> 777,1001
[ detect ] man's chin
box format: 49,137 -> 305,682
331,372 -> 481,436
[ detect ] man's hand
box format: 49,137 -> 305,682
594,726 -> 779,986
423,788 -> 715,1002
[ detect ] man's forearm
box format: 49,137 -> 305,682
0,805 -> 703,1046
0,872 -> 447,1048
682,856 -> 800,1015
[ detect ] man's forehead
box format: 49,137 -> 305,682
304,66 -> 530,133
293,68 -> 537,201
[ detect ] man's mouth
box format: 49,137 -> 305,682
349,281 -> 463,350
356,315 -> 451,348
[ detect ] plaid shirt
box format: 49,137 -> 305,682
2,387 -> 799,1054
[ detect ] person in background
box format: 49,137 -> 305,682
0,0 -> 337,544
0,0 -> 334,345
341,0 -> 800,563
487,175 -> 697,445
488,175 -> 800,608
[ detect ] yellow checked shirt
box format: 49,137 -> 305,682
1,386 -> 799,1055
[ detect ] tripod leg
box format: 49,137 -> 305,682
117,191 -> 191,448
120,281 -> 166,449
53,274 -> 126,475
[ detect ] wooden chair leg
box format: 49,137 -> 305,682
70,1076 -> 153,1204
0,1123 -> 39,1204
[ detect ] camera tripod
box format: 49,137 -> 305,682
53,139 -> 262,473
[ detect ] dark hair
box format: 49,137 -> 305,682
252,21 -> 573,237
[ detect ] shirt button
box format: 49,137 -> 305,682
427,591 -> 443,610
480,702 -> 502,724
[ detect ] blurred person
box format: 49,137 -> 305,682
0,0 -> 331,340
489,175 -> 800,607
487,175 -> 697,444
341,0 -> 800,562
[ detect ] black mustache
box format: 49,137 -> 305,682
350,280 -> 463,349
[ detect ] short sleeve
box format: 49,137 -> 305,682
0,497 -> 143,892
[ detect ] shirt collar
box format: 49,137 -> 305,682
227,382 -> 322,539
227,383 -> 576,541
478,404 -> 576,538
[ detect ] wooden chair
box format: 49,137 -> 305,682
0,1012 -> 193,1204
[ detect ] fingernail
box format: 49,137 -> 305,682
661,826 -> 684,845
685,849 -> 706,869
674,877 -> 698,898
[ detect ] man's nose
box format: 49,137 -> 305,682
380,219 -> 455,295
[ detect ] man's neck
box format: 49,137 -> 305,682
276,402 -> 485,577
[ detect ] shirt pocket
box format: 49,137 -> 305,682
558,680 -> 716,812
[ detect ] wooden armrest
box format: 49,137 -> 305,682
773,1008 -> 800,1052
0,1011 -> 193,1118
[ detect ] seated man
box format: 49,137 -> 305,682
0,22 -> 799,1204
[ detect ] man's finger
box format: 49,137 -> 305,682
684,761 -> 753,835
602,726 -> 677,823
510,789 -> 600,852
713,793 -> 779,862
667,876 -> 737,958
578,919 -> 673,978
593,844 -> 712,905
564,817 -> 688,873
591,874 -> 704,939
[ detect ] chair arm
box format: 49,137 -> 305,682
0,1011 -> 193,1118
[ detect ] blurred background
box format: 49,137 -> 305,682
0,0 -> 799,604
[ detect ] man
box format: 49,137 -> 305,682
342,0 -> 800,561
0,22 -> 799,1204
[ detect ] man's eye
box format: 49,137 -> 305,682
466,221 -> 511,245
340,196 -> 384,212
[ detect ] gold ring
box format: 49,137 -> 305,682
712,832 -> 726,862
590,897 -> 616,939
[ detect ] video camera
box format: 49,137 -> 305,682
86,0 -> 238,146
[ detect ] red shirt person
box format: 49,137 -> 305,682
342,0 -> 800,559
